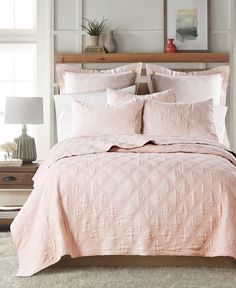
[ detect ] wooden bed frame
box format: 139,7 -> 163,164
54,52 -> 235,268
56,255 -> 236,268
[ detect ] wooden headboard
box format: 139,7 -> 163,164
54,52 -> 229,94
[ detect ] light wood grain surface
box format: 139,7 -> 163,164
55,53 -> 229,64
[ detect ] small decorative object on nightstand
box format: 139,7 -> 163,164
4,97 -> 44,163
0,158 -> 22,167
0,142 -> 18,160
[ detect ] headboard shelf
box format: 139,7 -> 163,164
55,52 -> 229,64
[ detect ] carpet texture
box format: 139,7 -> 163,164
1,232 -> 236,288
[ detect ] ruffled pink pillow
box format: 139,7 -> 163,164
151,73 -> 223,105
143,99 -> 217,140
71,99 -> 144,137
107,88 -> 176,104
63,71 -> 135,94
146,64 -> 230,106
56,63 -> 142,94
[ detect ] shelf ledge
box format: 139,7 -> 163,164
55,52 -> 229,64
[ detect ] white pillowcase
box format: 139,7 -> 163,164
71,100 -> 144,137
213,105 -> 228,144
64,71 -> 135,94
56,63 -> 142,94
54,85 -> 136,142
151,73 -> 223,105
146,64 -> 230,106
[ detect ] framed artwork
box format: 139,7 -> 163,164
164,0 -> 210,52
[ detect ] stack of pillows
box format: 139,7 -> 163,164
55,63 -> 230,147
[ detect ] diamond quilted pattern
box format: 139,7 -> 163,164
11,135 -> 236,276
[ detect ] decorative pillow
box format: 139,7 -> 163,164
143,99 -> 217,140
146,64 -> 230,106
54,85 -> 136,142
107,88 -> 176,104
71,99 -> 144,137
151,73 -> 223,105
56,63 -> 142,94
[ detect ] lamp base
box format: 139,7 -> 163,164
12,125 -> 37,163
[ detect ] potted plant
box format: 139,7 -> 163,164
81,18 -> 108,46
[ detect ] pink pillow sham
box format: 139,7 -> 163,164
71,99 -> 144,137
143,99 -> 217,140
63,71 -> 135,94
56,63 -> 142,94
106,88 -> 176,104
146,64 -> 230,106
151,73 -> 223,105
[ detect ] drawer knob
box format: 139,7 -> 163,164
2,176 -> 17,183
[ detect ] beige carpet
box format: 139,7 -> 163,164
1,233 -> 236,288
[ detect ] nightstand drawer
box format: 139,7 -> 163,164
0,172 -> 35,189
0,163 -> 39,225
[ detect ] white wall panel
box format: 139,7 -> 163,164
211,33 -> 230,52
211,0 -> 231,30
54,0 -> 231,54
55,0 -> 78,30
55,34 -> 80,53
110,33 -> 164,53
83,0 -> 163,31
82,32 -> 164,53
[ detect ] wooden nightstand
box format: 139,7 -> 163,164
0,163 -> 40,226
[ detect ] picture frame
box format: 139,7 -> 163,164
164,0 -> 210,52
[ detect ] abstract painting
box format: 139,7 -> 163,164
164,0 -> 210,51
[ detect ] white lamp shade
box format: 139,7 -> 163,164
5,97 -> 44,125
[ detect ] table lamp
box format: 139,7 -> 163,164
4,97 -> 44,163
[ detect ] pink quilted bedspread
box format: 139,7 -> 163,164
11,135 -> 236,276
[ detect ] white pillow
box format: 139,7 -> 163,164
146,64 -> 230,106
213,105 -> 228,144
151,73 -> 223,105
54,85 -> 136,142
64,71 -> 135,94
56,63 -> 142,94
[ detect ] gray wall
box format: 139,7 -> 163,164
54,0 -> 231,54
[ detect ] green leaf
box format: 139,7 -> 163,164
81,18 -> 108,36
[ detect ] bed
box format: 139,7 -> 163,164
10,53 -> 236,277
